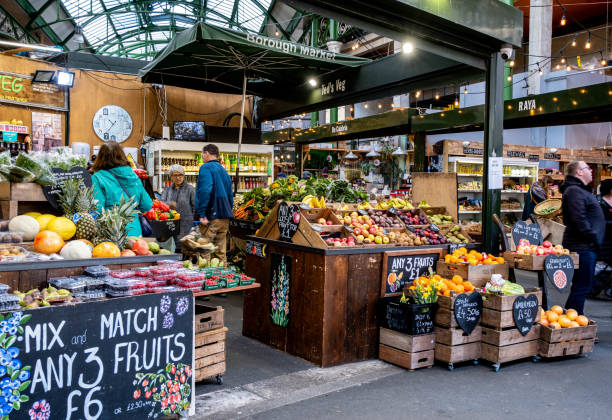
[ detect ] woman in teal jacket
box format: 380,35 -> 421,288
91,141 -> 153,236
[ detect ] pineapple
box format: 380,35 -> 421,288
57,178 -> 81,217
95,196 -> 138,249
73,185 -> 99,240
75,213 -> 97,240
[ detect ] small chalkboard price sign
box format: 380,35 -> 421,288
512,294 -> 539,336
381,249 -> 443,296
42,166 -> 92,211
544,254 -> 574,292
277,202 -> 300,242
0,291 -> 194,419
246,240 -> 267,258
413,310 -> 435,335
512,221 -> 543,247
453,292 -> 483,335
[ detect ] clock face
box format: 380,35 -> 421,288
92,105 -> 133,143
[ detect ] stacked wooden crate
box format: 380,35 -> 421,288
378,328 -> 435,371
539,321 -> 597,358
480,289 -> 542,371
434,293 -> 481,370
194,303 -> 226,384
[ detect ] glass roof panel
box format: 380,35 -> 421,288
60,0 -> 275,59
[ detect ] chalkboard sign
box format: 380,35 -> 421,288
277,202 -> 300,242
246,240 -> 267,258
381,249 -> 443,296
378,298 -> 436,335
0,291 -> 194,419
544,254 -> 574,292
358,209 -> 368,216
454,292 -> 482,335
512,294 -> 539,336
42,167 -> 92,211
388,207 -> 397,216
448,243 -> 463,254
512,221 -> 543,247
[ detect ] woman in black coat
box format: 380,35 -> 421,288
598,179 -> 612,263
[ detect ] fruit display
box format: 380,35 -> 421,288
57,178 -> 98,240
8,215 -> 39,240
301,195 -> 326,208
483,276 -> 525,295
0,231 -> 24,243
362,209 -> 402,228
396,210 -> 428,226
323,235 -> 356,247
234,197 -> 265,222
406,272 -> 475,298
376,198 -> 414,210
444,225 -> 470,244
539,305 -> 589,329
426,213 -> 454,225
59,240 -> 93,259
13,286 -> 73,308
444,248 -> 504,265
459,198 -> 482,211
515,239 -> 570,255
412,227 -> 447,245
342,212 -> 391,245
0,246 -> 26,262
143,199 -> 180,221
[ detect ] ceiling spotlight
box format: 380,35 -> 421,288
571,36 -> 577,47
600,52 -> 607,66
308,78 -> 317,87
561,56 -> 566,64
509,60 -> 515,68
364,103 -> 368,109
566,64 -> 572,72
560,12 -> 566,26
350,107 -> 354,112
507,75 -> 512,82
434,93 -> 440,100
275,30 -> 280,37
463,87 -> 468,94
585,33 -> 591,49
555,63 -> 561,70
538,67 -> 543,76
415,90 -> 421,98
454,98 -> 459,107
402,42 -> 414,54
344,151 -> 358,160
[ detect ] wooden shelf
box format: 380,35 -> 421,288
458,189 -> 482,192
501,190 -> 528,194
193,282 -> 261,297
456,173 -> 483,177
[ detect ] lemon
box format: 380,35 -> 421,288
36,214 -> 57,230
46,216 -> 76,240
24,212 -> 42,218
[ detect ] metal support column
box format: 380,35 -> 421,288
328,19 -> 339,123
295,143 -> 304,178
482,52 -> 505,253
503,0 -> 514,100
413,131 -> 426,173
310,17 -> 320,127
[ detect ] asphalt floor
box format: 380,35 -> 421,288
194,280 -> 612,420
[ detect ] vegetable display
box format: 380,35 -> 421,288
144,200 -> 181,221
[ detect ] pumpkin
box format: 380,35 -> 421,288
33,230 -> 65,254
9,215 -> 40,241
59,240 -> 93,259
93,242 -> 121,258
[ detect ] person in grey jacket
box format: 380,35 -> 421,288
161,164 -> 195,250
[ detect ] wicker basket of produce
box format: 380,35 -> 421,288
534,199 -> 562,219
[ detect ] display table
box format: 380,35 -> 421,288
242,237 -> 480,367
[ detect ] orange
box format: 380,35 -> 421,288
454,284 -> 465,293
566,309 -> 578,321
547,311 -> 559,323
539,318 -> 549,327
569,321 -> 580,328
540,308 -> 546,319
549,321 -> 561,330
576,315 -> 589,327
558,316 -> 571,328
452,275 -> 463,285
551,305 -> 564,315
93,242 -> 121,258
445,254 -> 452,263
497,257 -> 505,264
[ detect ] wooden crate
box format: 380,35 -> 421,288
502,251 -> 579,271
538,321 -> 597,358
434,306 -> 459,328
194,304 -> 224,334
0,182 -> 55,219
302,208 -> 342,225
481,289 -> 542,328
379,344 -> 434,371
195,327 -> 227,382
434,342 -> 481,364
379,328 -> 435,352
435,326 -> 482,346
436,261 -> 508,288
481,324 -> 541,346
481,340 -> 539,364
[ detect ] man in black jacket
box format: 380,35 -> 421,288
561,160 -> 606,314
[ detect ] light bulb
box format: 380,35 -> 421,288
275,30 -> 280,37
350,107 -> 354,112
566,64 -> 571,71
364,104 -> 368,109
308,78 -> 317,87
415,90 -> 421,98
571,37 -> 577,47
464,87 -> 468,94
556,63 -> 561,70
507,75 -> 512,82
402,42 -> 414,54
602,58 -> 608,66
378,104 -> 382,109
560,14 -> 566,26
561,56 -> 566,64
586,39 -> 591,49
434,93 -> 440,100
538,67 -> 543,76
454,98 -> 459,107
509,60 -> 515,67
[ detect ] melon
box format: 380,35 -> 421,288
60,240 -> 93,259
9,215 -> 40,241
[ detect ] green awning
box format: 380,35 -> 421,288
139,21 -> 370,96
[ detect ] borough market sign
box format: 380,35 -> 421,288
0,70 -> 67,111
245,34 -> 337,60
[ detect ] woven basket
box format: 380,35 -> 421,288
534,199 -> 562,219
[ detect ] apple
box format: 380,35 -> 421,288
519,239 -> 530,247
543,240 -> 552,248
333,237 -> 341,242
333,241 -> 342,247
344,216 -> 351,224
536,246 -> 545,255
325,238 -> 334,245
368,234 -> 375,241
368,226 -> 377,235
382,236 -> 390,244
363,237 -> 371,244
374,236 -> 383,244
326,220 -> 333,225
562,248 -> 570,255
350,212 -> 358,217
363,224 -> 370,230
317,218 -> 326,224
356,235 -> 364,243
353,228 -> 361,236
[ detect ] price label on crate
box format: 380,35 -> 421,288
453,292 -> 482,335
246,240 -> 267,258
544,254 -> 574,292
388,207 -> 398,215
512,221 -> 543,246
512,294 -> 539,336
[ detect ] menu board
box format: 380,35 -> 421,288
381,249 -> 443,296
0,291 -> 194,419
512,221 -> 543,247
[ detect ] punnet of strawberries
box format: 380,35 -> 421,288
144,199 -> 181,221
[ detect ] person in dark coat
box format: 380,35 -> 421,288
597,179 -> 612,264
561,160 -> 606,314
195,144 -> 233,263
161,164 -> 195,251
521,175 -> 553,221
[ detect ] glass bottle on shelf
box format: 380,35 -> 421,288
230,154 -> 237,173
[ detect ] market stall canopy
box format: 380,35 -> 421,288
138,21 -> 371,97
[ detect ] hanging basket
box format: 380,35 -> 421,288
534,199 -> 562,219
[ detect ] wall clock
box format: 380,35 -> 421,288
92,105 -> 133,143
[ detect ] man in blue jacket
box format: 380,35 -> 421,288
196,144 -> 234,262
561,160 -> 605,314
